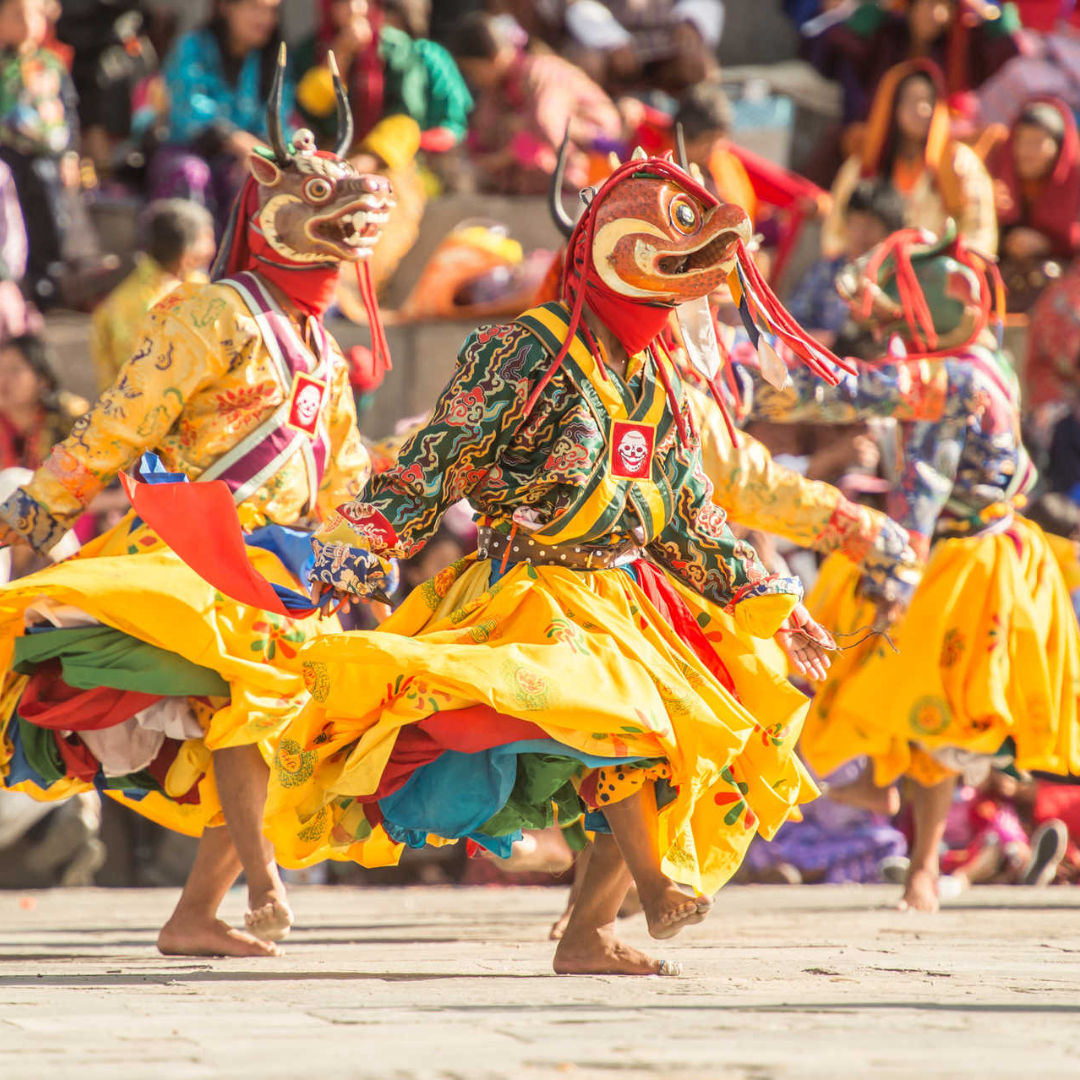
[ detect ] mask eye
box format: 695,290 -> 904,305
669,196 -> 699,234
304,177 -> 333,203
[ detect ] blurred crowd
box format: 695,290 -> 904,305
3,0 -> 1080,891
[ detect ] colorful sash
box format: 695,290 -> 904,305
515,303 -> 693,547
202,272 -> 332,512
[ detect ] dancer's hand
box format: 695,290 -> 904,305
310,583 -> 393,621
776,604 -> 835,683
310,581 -> 354,616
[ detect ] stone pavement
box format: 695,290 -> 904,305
1,884 -> 1078,1079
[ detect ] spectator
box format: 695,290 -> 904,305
786,179 -> 905,345
820,59 -> 997,258
53,0 -> 158,170
150,0 -> 290,230
989,98 -> 1080,311
449,11 -> 621,195
0,333 -> 87,473
0,0 -> 101,306
805,0 -> 1021,129
976,25 -> 1080,129
296,0 -> 473,161
1045,407 -> 1080,500
91,200 -> 215,393
0,157 -> 40,342
560,0 -> 724,97
1025,258 -> 1080,409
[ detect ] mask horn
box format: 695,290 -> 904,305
676,123 -> 690,173
267,42 -> 291,166
548,130 -> 576,239
328,51 -> 354,159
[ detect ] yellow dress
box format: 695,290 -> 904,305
0,281 -> 368,834
804,519 -> 1080,787
263,304 -> 815,891
732,333 -> 1080,789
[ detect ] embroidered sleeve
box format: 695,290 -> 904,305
735,353 -> 950,428
647,439 -> 802,638
694,389 -> 839,545
89,300 -> 117,395
310,323 -> 539,595
0,295 -> 229,553
316,351 -> 370,519
691,386 -> 921,597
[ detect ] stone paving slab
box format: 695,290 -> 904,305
1,885 -> 1078,1079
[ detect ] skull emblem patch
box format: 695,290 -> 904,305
610,420 -> 655,480
287,373 -> 327,436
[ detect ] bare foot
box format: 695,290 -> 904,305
553,922 -> 680,976
158,913 -> 282,957
641,882 -> 712,941
244,895 -> 294,943
897,867 -> 939,913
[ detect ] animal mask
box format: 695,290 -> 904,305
531,138 -> 852,441
838,223 -> 1002,356
246,143 -> 393,265
233,47 -> 393,268
552,146 -> 750,307
212,46 -> 395,355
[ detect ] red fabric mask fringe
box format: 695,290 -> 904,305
219,176 -> 339,319
216,175 -> 391,374
563,230 -> 673,357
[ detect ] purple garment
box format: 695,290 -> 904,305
977,33 -> 1080,128
148,147 -> 244,236
744,758 -> 908,884
0,159 -> 27,280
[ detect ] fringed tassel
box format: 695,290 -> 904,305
861,228 -> 937,351
714,323 -> 744,414
524,208 -> 601,419
734,241 -> 855,382
650,337 -> 690,447
706,372 -> 740,446
355,259 -> 392,375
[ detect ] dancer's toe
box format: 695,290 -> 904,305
244,899 -> 294,943
646,885 -> 712,941
553,925 -> 676,976
158,915 -> 282,958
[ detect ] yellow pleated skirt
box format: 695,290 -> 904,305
264,555 -> 815,892
0,511 -> 340,835
802,517 -> 1080,787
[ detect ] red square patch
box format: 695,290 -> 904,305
610,420 -> 656,480
286,373 -> 327,437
